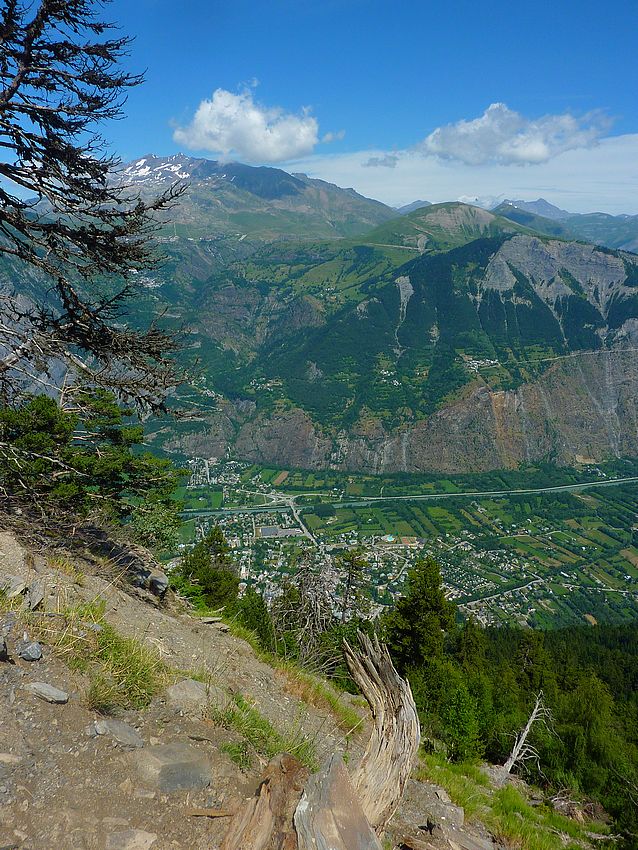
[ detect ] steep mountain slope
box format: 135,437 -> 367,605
119,154 -> 397,240
147,205 -> 638,474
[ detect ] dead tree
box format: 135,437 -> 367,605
220,754 -> 309,850
271,563 -> 336,672
343,631 -> 421,835
294,754 -> 382,850
499,690 -> 553,782
222,633 -> 420,849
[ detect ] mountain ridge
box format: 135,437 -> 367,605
119,153 -> 397,241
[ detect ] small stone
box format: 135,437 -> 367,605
0,636 -> 8,662
1,610 -> 18,638
105,829 -> 157,850
133,743 -> 212,792
200,616 -> 223,624
148,572 -> 169,598
25,682 -> 69,704
26,580 -> 45,611
94,718 -> 144,749
165,679 -> 222,717
16,640 -> 42,662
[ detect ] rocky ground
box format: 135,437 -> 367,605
0,528 -> 580,850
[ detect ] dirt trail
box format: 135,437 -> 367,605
0,531 -> 362,850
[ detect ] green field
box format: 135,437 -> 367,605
176,486 -> 224,512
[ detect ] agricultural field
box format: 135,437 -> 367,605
175,485 -> 224,512
239,457 -> 638,499
299,486 -> 638,627
180,458 -> 638,628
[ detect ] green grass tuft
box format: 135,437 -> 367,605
221,740 -> 253,771
6,596 -> 167,713
417,754 -> 610,850
209,692 -> 319,771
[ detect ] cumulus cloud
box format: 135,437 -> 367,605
289,133 -> 638,215
421,103 -> 611,166
173,88 -> 319,163
362,153 -> 399,168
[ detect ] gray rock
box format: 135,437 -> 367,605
94,718 -> 144,749
26,579 -> 45,610
16,640 -> 42,661
1,575 -> 26,599
105,830 -> 157,850
0,635 -> 8,662
25,682 -> 69,703
1,610 -> 18,636
133,743 -> 212,792
165,678 -> 223,717
200,616 -> 223,623
148,571 -> 169,598
397,779 -> 464,831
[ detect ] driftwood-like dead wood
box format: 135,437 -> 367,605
497,690 -> 553,785
343,631 -> 421,834
220,753 -> 309,850
294,754 -> 382,850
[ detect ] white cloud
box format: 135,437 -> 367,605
362,153 -> 399,168
285,134 -> 638,215
421,103 -> 611,166
322,130 -> 345,143
173,88 -> 319,163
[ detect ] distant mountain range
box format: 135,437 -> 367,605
390,195 -> 638,254
120,156 -> 638,253
119,154 -> 395,241
9,153 -> 638,476
498,198 -> 570,220
395,200 -> 432,214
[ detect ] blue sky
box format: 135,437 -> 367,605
108,0 -> 638,212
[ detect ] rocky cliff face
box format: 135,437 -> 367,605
215,347 -> 638,473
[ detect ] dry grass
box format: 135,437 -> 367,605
277,662 -> 364,736
46,554 -> 85,586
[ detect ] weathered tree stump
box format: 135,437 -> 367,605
294,753 -> 382,850
343,631 -> 421,834
221,633 -> 419,849
220,753 -> 308,850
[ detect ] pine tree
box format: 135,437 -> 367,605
383,556 -> 455,672
173,526 -> 239,610
0,0 -> 185,410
